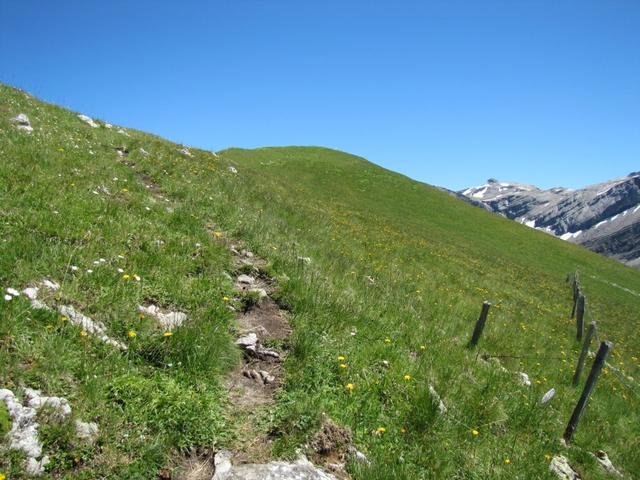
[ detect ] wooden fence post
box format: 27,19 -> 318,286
571,273 -> 580,318
563,341 -> 612,443
572,321 -> 596,385
469,301 -> 491,347
575,294 -> 585,341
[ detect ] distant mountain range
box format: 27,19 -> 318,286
458,172 -> 640,269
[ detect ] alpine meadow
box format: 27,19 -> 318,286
1,83 -> 639,479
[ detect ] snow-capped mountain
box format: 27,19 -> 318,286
459,172 -> 640,269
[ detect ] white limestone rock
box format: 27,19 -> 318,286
138,304 -> 187,331
212,450 -> 337,480
549,455 -> 581,480
77,114 -> 99,128
10,113 -> 33,132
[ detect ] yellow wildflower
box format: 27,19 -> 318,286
163,331 -> 173,337
80,330 -> 88,337
214,231 -> 223,238
0,473 -> 6,480
337,355 -> 346,361
127,330 -> 137,338
345,383 -> 354,393
504,458 -> 511,465
60,315 -> 68,322
122,274 -> 130,280
223,296 -> 230,302
46,324 -> 53,330
384,338 -> 391,344
420,345 -> 426,351
339,363 -> 347,369
376,426 -> 386,434
471,429 -> 479,436
403,374 -> 412,381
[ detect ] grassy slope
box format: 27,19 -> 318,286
1,84 -> 639,479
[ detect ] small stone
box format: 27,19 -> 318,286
297,256 -> 312,264
549,455 -> 581,480
237,274 -> 255,284
592,451 -> 622,477
236,333 -> 258,349
518,372 -> 531,386
259,370 -> 276,384
177,147 -> 192,157
75,420 -> 99,442
77,114 -> 99,128
228,166 -> 238,174
10,113 -> 33,132
139,147 -> 149,155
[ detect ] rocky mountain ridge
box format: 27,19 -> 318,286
459,172 -> 640,268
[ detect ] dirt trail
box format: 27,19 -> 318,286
126,155 -> 339,479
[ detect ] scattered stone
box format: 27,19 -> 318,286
518,372 -> 531,386
228,166 -> 238,174
549,455 -> 581,480
117,128 -> 129,136
75,420 -> 99,443
236,333 -> 258,349
592,451 -> 623,477
428,384 -> 447,414
24,388 -> 72,419
138,304 -> 187,331
58,304 -> 127,349
381,360 -> 390,368
115,146 -> 129,157
4,294 -> 13,301
77,114 -> 99,128
104,123 -> 113,129
6,287 -> 20,297
541,388 -> 556,404
348,446 -> 370,465
237,274 -> 255,285
297,256 -> 312,264
0,387 -> 73,476
177,147 -> 192,157
235,333 -> 280,361
364,275 -> 375,284
139,147 -> 149,156
258,370 -> 276,384
10,113 -> 33,132
213,451 -> 337,480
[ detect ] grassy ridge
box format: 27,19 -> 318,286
1,84 -> 639,478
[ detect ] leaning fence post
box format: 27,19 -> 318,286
563,341 -> 612,443
575,294 -> 585,341
469,301 -> 491,347
572,321 -> 596,385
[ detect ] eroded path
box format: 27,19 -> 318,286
122,153 -> 339,479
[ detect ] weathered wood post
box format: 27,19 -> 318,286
564,341 -> 612,443
571,273 -> 580,318
575,294 -> 585,341
572,321 -> 596,385
469,301 -> 491,347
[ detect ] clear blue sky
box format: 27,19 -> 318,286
1,1 -> 638,190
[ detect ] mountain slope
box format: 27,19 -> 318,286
460,175 -> 640,268
1,84 -> 639,479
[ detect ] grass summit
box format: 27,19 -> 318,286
1,83 -> 639,479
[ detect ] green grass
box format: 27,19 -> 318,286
1,83 -> 639,479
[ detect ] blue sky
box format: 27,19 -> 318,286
1,0 -> 638,190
